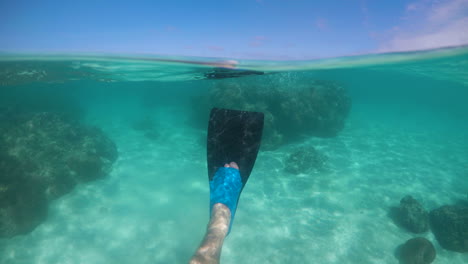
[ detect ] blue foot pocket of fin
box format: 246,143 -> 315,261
209,167 -> 242,234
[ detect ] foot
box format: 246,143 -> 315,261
224,162 -> 239,170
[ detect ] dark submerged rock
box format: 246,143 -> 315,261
284,146 -> 327,174
396,237 -> 436,264
3,112 -> 118,199
0,111 -> 118,238
191,77 -> 351,150
391,195 -> 429,234
429,205 -> 468,252
0,148 -> 48,238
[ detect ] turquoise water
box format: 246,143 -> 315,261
0,47 -> 468,263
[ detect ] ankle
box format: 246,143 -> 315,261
208,203 -> 231,235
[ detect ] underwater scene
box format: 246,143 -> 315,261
0,47 -> 468,264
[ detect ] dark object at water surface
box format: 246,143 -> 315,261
429,205 -> 468,252
393,195 -> 430,234
396,237 -> 436,264
204,68 -> 264,79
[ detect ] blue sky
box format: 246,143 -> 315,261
1,0 -> 467,60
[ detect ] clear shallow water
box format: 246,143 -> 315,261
0,47 -> 467,263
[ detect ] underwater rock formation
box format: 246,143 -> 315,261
3,112 -> 118,198
192,77 -> 351,149
429,205 -> 468,252
0,111 -> 118,238
284,146 -> 327,174
0,149 -> 48,238
393,196 -> 430,234
396,237 -> 436,264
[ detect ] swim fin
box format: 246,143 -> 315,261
207,107 -> 264,188
207,107 -> 264,231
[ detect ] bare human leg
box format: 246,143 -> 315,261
190,162 -> 239,264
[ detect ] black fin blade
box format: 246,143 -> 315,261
207,108 -> 264,186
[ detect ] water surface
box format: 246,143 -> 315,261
0,47 -> 467,263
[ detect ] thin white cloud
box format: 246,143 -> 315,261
207,45 -> 224,51
360,0 -> 370,27
429,0 -> 468,22
406,3 -> 419,12
315,18 -> 328,31
383,17 -> 468,51
380,0 -> 468,52
249,36 -> 266,47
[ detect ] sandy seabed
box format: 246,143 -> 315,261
1,105 -> 467,264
